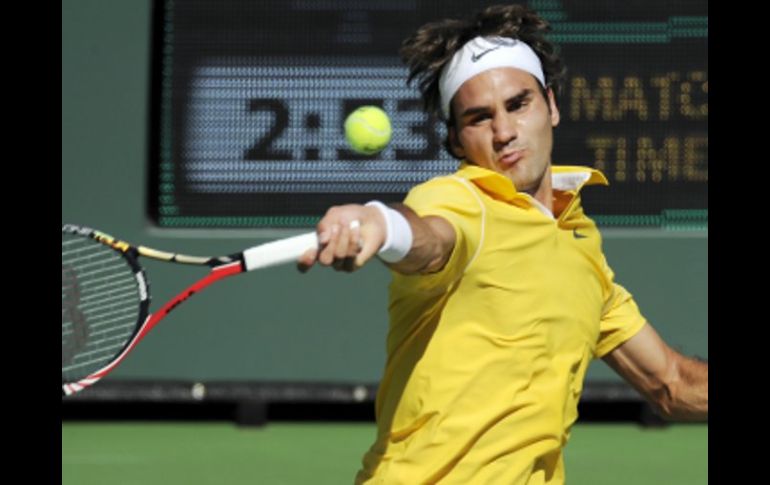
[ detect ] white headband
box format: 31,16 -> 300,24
438,36 -> 546,119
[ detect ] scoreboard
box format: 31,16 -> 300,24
149,0 -> 707,228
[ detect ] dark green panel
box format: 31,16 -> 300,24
62,0 -> 152,230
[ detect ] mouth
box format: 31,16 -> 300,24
499,149 -> 524,167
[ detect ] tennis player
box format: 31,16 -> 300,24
298,4 -> 708,483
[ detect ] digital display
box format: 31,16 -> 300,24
149,0 -> 707,228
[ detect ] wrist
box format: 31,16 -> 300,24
365,201 -> 413,263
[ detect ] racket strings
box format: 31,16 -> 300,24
62,234 -> 141,381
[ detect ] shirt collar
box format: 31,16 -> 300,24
455,162 -> 608,203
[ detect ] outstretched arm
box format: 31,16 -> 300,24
602,323 -> 708,421
296,203 -> 456,274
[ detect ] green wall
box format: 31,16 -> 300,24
62,0 -> 707,384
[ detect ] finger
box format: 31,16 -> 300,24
355,227 -> 384,268
318,224 -> 340,265
349,219 -> 363,253
334,222 -> 351,260
296,247 -> 318,273
317,223 -> 332,245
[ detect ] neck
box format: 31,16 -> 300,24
526,165 -> 554,212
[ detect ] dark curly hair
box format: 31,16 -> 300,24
400,4 -> 565,129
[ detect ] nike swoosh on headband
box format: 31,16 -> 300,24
471,45 -> 502,62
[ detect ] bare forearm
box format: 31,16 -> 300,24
603,325 -> 708,422
661,355 -> 708,421
386,204 -> 455,275
297,202 -> 456,274
389,204 -> 455,274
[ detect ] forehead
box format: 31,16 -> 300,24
453,67 -> 540,108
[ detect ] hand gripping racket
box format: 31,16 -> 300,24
61,224 -> 318,396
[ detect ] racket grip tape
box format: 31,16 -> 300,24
243,232 -> 318,271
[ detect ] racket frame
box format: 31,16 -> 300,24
61,224 -> 245,396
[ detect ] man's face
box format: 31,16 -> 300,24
449,67 -> 560,194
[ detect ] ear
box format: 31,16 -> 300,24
547,88 -> 560,127
447,125 -> 466,159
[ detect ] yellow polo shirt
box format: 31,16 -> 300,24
356,164 -> 647,484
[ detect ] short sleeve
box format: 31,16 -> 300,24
595,258 -> 648,358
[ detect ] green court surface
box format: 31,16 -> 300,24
62,422 -> 707,484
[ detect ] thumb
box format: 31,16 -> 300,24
355,224 -> 385,268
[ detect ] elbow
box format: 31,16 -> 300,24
651,397 -> 681,421
647,367 -> 708,422
647,383 -> 678,420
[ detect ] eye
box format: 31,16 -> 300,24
470,113 -> 491,125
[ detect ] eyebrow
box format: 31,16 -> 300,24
459,89 -> 534,119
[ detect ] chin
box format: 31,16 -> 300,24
511,172 -> 542,193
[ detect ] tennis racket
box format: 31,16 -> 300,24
61,224 -> 318,396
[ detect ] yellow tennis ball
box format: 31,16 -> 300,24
344,106 -> 392,155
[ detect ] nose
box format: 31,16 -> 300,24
492,111 -> 517,149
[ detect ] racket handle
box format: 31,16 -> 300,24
243,232 -> 318,271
